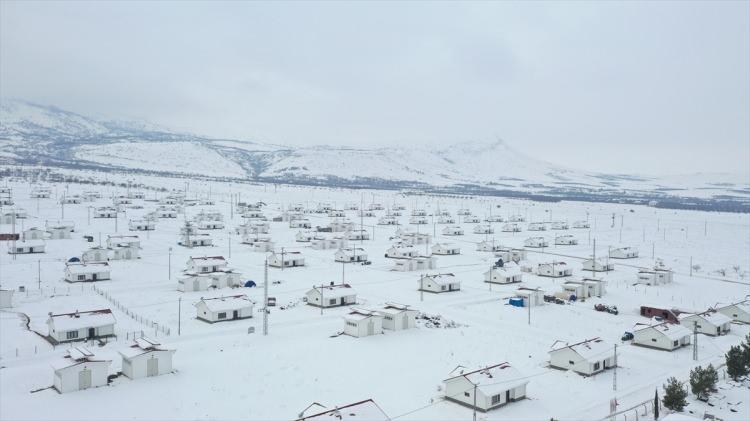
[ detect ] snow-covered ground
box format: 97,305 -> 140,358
0,175 -> 748,421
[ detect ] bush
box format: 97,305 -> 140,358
726,345 -> 749,381
662,377 -> 688,411
689,364 -> 718,401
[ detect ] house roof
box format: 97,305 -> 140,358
49,309 -> 116,331
422,273 -> 456,284
52,347 -> 110,371
311,284 -> 356,299
298,399 -> 389,421
189,256 -> 227,266
65,262 -> 110,274
343,308 -> 381,322
679,312 -> 732,325
197,295 -> 254,312
119,337 -> 175,359
551,337 -> 611,360
634,321 -> 691,340
444,363 -> 528,395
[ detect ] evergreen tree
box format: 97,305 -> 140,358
705,364 -> 718,392
741,333 -> 750,368
662,377 -> 688,412
726,345 -> 749,381
690,365 -> 713,401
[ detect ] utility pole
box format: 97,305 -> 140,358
263,258 -> 269,336
38,259 -> 41,290
690,256 -> 693,277
693,321 -> 698,361
472,382 -> 478,421
178,297 -> 182,335
168,247 -> 172,280
527,295 -> 531,325
281,247 -> 285,271
613,343 -> 617,391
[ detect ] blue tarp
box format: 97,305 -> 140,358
244,280 -> 257,288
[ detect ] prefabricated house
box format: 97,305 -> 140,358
385,245 -> 418,259
637,268 -> 674,285
442,226 -> 464,236
177,269 -> 242,291
82,247 -> 108,262
47,309 -> 116,344
30,188 -> 51,198
494,248 -> 527,264
52,347 -> 111,393
186,256 -> 228,273
119,337 -> 175,379
473,224 -> 494,234
392,256 -> 437,272
298,399 -> 390,421
242,237 -> 275,252
551,221 -> 569,230
107,235 -> 140,249
457,208 -> 471,215
113,196 -> 132,205
157,208 -> 178,219
409,216 -> 428,225
502,223 -> 522,232
378,303 -> 418,330
178,233 -> 213,247
335,248 -> 368,263
537,262 -> 572,278
311,236 -> 347,250
714,300 -> 750,324
432,243 -> 460,255
632,322 -> 692,351
477,240 -> 502,252
524,237 -> 548,248
576,278 -> 607,297
485,215 -> 504,223
582,258 -> 614,272
60,196 -> 83,204
515,287 -> 545,307
8,241 -> 45,254
437,216 -> 456,224
398,232 -> 431,245
678,312 -> 732,336
195,295 -> 254,323
554,235 -> 578,245
94,207 -> 117,218
295,231 -> 318,243
419,273 -> 460,293
411,209 -> 427,217
639,304 -> 681,324
109,245 -> 139,261
368,203 -> 384,211
357,210 -> 375,218
197,220 -> 224,230
64,263 -> 111,283
346,229 -> 370,241
329,219 -> 355,232
305,284 -> 357,308
528,222 -> 547,231
327,209 -> 346,218
443,363 -> 528,412
289,219 -> 312,229
242,210 -> 266,219
549,338 -> 614,376
378,216 -> 399,226
0,289 -> 14,308
268,251 -> 305,268
609,247 -> 639,259
463,215 -> 481,223
47,226 -> 73,239
343,309 -> 384,338
23,227 -> 45,241
129,220 -> 155,231
572,220 -> 590,229
484,267 -> 523,284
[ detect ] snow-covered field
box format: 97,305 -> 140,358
0,175 -> 748,421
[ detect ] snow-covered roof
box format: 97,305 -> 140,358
634,322 -> 691,340
422,273 -> 456,284
197,295 -> 254,312
52,347 -> 110,371
189,256 -> 226,266
311,284 -> 356,299
679,312 -> 732,325
49,309 -> 116,331
445,363 -> 528,395
551,337 -> 611,360
119,337 -> 174,359
343,308 -> 381,322
299,399 -> 389,421
65,262 -> 110,274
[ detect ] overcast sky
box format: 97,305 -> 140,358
1,1 -> 748,176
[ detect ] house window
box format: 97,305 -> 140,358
594,362 -> 601,371
464,392 -> 470,397
673,340 -> 678,346
441,285 -> 446,291
78,275 -> 85,281
217,312 -> 227,319
66,331 -> 78,340
651,338 -> 657,342
491,394 -> 503,405
329,299 -> 337,305
569,360 -> 575,365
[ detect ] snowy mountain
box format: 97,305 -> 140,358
1,99 -> 747,211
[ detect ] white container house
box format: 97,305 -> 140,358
609,247 -> 639,259
431,243 -> 460,255
107,235 -> 140,249
551,221 -> 569,230
549,338 -> 614,376
129,220 -> 155,231
678,312 -> 732,336
298,399 -> 389,421
378,303 -> 418,330
476,240 -> 502,252
385,245 -> 418,259
524,237 -> 548,248
637,268 -> 674,285
194,295 -> 254,323
311,237 -> 347,250
418,273 -> 460,293
53,347 -> 111,393
343,309 -> 384,338
197,220 -> 224,230
473,224 -> 494,234
463,215 -> 481,223
289,219 -> 312,229
94,207 -> 117,218
494,248 -> 527,264
346,229 -> 370,241
442,226 -> 464,236
378,216 -> 399,226
64,263 -> 111,283
335,247 -> 368,263
484,267 -> 523,284
714,300 -> 750,324
295,231 -> 318,243
47,309 -> 116,344
501,223 -> 522,232
8,241 -> 45,254
392,256 -> 437,272
582,258 -> 614,272
305,284 -> 357,308
268,251 -> 305,268
443,363 -> 528,412
23,227 -> 45,241
554,235 -> 578,245
0,289 -> 14,308
632,322 -> 692,351
528,222 -> 547,231
572,220 -> 590,229
537,262 -> 572,278
119,337 -> 175,379
48,226 -> 73,239
515,287 -> 545,307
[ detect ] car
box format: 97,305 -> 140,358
621,332 -> 634,341
267,297 -> 276,307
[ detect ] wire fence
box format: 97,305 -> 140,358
92,285 -> 171,336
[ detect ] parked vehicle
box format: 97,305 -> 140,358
621,331 -> 634,341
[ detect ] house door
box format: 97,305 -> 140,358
506,390 -> 511,402
92,273 -> 97,281
340,298 -> 345,305
233,310 -> 239,319
88,328 -> 96,338
78,369 -> 92,390
146,358 -> 159,377
193,280 -> 200,291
